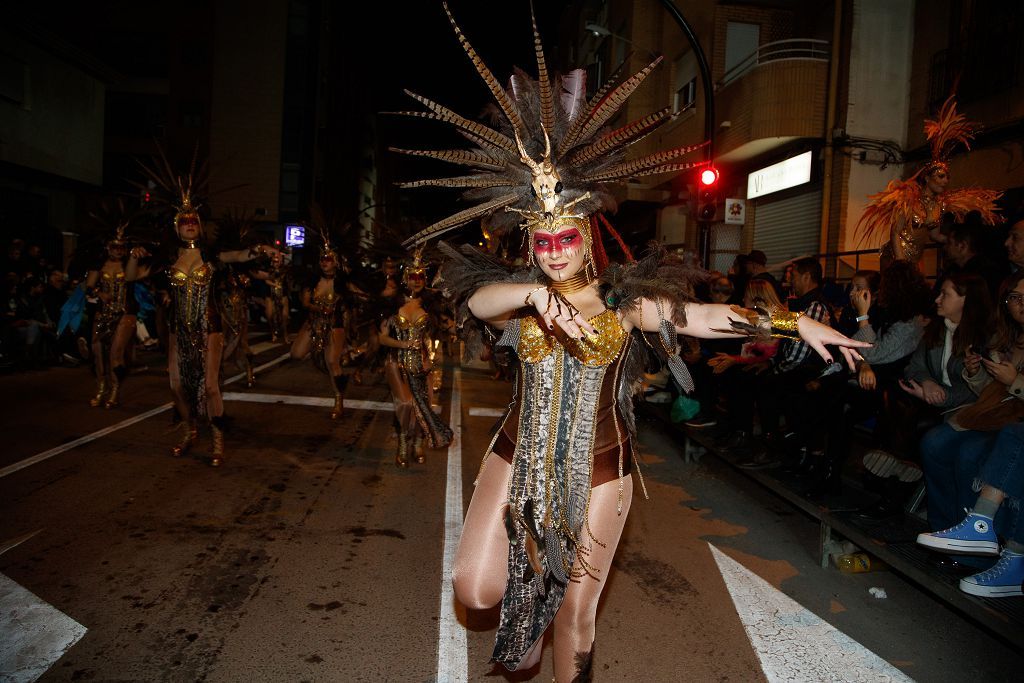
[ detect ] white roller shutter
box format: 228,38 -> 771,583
752,189 -> 822,265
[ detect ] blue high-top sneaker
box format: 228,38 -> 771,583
960,550 -> 1024,597
916,511 -> 1000,555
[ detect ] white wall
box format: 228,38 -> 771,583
843,0 -> 915,251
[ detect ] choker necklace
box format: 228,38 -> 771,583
547,268 -> 592,295
182,239 -> 199,249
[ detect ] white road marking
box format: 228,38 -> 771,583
0,574 -> 87,683
708,543 -> 913,683
222,392 -> 394,412
467,407 -> 504,417
436,369 -> 467,683
0,353 -> 290,480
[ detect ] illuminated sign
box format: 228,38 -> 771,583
747,151 -> 813,199
285,225 -> 305,247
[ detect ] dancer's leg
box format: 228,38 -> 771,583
290,324 -> 311,359
204,332 -> 225,418
552,475 -> 633,683
452,455 -> 511,610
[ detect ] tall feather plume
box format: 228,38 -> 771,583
558,69 -> 587,126
393,90 -> 516,151
567,107 -> 677,166
925,96 -> 978,161
389,148 -> 504,171
581,143 -> 708,182
529,2 -> 555,135
443,1 -> 524,137
398,175 -> 517,190
557,58 -> 633,156
574,56 -> 664,147
403,192 -> 524,247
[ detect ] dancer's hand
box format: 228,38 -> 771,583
796,316 -> 870,371
530,288 -> 598,340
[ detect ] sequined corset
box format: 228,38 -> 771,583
310,289 -> 338,320
169,263 -> 214,334
98,270 -> 127,314
517,308 -> 627,366
390,314 -> 430,374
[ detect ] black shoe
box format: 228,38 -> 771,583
737,451 -> 781,470
714,431 -> 748,449
854,501 -> 902,520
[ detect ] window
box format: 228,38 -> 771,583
673,52 -> 697,112
724,22 -> 760,76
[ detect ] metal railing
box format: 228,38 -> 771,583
719,39 -> 830,87
817,244 -> 943,284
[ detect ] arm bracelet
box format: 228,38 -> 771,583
523,285 -> 547,308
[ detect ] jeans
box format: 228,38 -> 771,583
978,423 -> 1024,544
919,423 -> 995,531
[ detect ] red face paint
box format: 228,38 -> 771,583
532,227 -> 584,259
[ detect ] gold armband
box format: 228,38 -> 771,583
767,309 -> 802,340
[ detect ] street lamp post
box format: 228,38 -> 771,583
656,0 -> 716,267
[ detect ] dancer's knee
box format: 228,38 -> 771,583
451,568 -> 502,610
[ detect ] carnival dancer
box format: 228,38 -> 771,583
127,165 -> 275,466
376,249 -> 453,467
290,228 -> 352,420
59,203 -> 151,408
216,211 -> 259,388
858,96 -> 1001,268
262,249 -> 291,343
392,6 -> 870,680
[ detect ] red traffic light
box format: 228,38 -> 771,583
699,167 -> 719,187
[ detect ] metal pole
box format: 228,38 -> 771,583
657,0 -> 715,267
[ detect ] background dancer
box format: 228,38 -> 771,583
290,224 -> 352,420
376,249 -> 452,467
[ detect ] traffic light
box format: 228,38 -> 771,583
696,166 -> 719,221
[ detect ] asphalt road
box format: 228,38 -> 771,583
1,343 -> 1022,682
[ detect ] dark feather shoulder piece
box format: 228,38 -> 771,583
436,242 -> 539,325
436,242 -> 539,361
598,244 -> 707,329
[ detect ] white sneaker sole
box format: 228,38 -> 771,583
959,580 -> 1024,597
916,533 -> 1000,555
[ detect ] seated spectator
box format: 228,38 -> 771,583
735,257 -> 833,468
683,275 -> 740,428
918,422 -> 1024,597
11,275 -> 55,365
918,272 -> 1024,532
836,270 -> 880,337
814,261 -> 931,503
744,249 -> 783,301
940,216 -> 1006,299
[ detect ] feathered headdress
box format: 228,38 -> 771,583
402,245 -> 429,285
132,142 -> 208,231
89,197 -> 135,246
394,2 -> 707,248
920,96 -> 978,177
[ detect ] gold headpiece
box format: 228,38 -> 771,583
394,2 -> 708,248
133,142 -> 207,236
402,246 -> 428,285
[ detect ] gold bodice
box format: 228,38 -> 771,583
169,263 -> 214,288
169,263 -> 214,333
311,289 -> 338,315
98,270 -> 127,311
518,309 -> 627,366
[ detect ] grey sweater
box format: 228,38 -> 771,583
853,317 -> 925,366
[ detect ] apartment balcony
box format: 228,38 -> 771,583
714,39 -> 830,164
